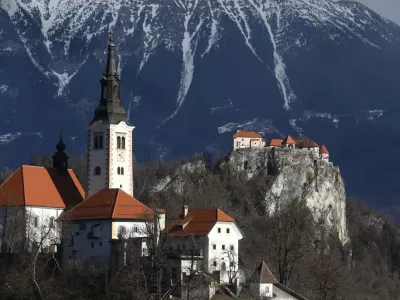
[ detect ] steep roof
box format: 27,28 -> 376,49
167,208 -> 235,237
268,139 -> 284,147
282,135 -> 296,145
0,165 -> 84,208
233,130 -> 262,139
61,188 -> 154,221
320,145 -> 329,154
251,261 -> 278,284
295,139 -> 319,148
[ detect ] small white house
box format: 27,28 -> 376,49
233,130 -> 266,150
0,165 -> 85,253
60,188 -> 165,272
250,261 -> 308,300
165,205 -> 244,298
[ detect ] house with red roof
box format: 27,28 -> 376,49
164,205 -> 244,298
233,129 -> 266,150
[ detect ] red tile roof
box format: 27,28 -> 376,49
250,138 -> 261,141
268,139 -> 284,147
294,139 -> 319,148
282,135 -> 296,145
320,145 -> 329,154
61,188 -> 154,221
233,130 -> 262,139
0,165 -> 84,208
167,208 -> 235,237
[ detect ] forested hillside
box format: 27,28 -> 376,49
0,154 -> 399,299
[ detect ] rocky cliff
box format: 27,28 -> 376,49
228,147 -> 349,244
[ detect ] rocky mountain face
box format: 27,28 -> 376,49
228,147 -> 348,244
1,0 -> 400,215
152,147 -> 349,244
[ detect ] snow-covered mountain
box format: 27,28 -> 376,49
1,0 -> 400,213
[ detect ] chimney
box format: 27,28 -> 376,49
182,205 -> 188,218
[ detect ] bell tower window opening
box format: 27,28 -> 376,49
121,167 -> 124,175
117,167 -> 121,175
94,167 -> 101,176
93,133 -> 104,150
122,137 -> 125,149
117,136 -> 121,149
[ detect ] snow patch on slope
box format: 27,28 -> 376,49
218,118 -> 283,136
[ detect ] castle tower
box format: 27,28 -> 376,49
86,30 -> 135,198
52,133 -> 69,172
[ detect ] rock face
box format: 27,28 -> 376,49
228,147 -> 349,244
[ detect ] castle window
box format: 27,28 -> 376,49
213,244 -> 216,250
122,137 -> 126,149
230,245 -> 234,251
117,167 -> 121,175
226,228 -> 230,234
117,136 -> 121,149
121,167 -> 124,175
218,228 -> 221,233
94,166 -> 101,175
93,133 -> 104,149
34,216 -> 39,227
134,227 -> 138,233
222,245 -> 225,250
213,261 -> 217,267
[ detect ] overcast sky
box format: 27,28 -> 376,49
355,0 -> 400,25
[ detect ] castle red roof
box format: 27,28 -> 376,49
294,139 -> 319,148
233,130 -> 262,139
320,145 -> 329,154
0,165 -> 84,208
61,188 -> 154,221
282,135 -> 296,145
166,208 -> 235,237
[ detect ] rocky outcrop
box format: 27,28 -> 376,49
228,147 -> 349,244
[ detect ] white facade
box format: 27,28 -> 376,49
62,219 -> 151,263
166,221 -> 243,284
234,137 -> 265,150
0,206 -> 63,253
321,152 -> 329,161
87,121 -> 135,198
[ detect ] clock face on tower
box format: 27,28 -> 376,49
117,151 -> 125,162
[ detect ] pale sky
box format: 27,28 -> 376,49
355,0 -> 400,25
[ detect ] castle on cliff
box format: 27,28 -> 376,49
233,129 -> 330,162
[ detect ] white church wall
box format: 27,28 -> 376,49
109,122 -> 134,196
0,206 -> 63,253
87,123 -> 109,197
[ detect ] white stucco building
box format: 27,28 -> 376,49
250,261 -> 308,300
60,188 -> 164,270
233,129 -> 266,150
165,205 -> 244,298
0,164 -> 85,253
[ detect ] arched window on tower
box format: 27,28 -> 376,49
121,167 -> 124,175
117,167 -> 121,175
94,167 -> 101,175
122,137 -> 126,149
117,136 -> 121,149
103,86 -> 108,99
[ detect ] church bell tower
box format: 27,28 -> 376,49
86,30 -> 135,198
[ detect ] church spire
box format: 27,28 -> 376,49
88,29 -> 131,126
105,29 -> 117,76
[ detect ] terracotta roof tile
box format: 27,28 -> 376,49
0,165 -> 84,208
250,138 -> 261,141
294,139 -> 319,148
233,130 -> 262,139
268,139 -> 284,146
282,135 -> 296,145
167,208 -> 235,237
320,145 -> 329,154
62,188 -> 154,221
